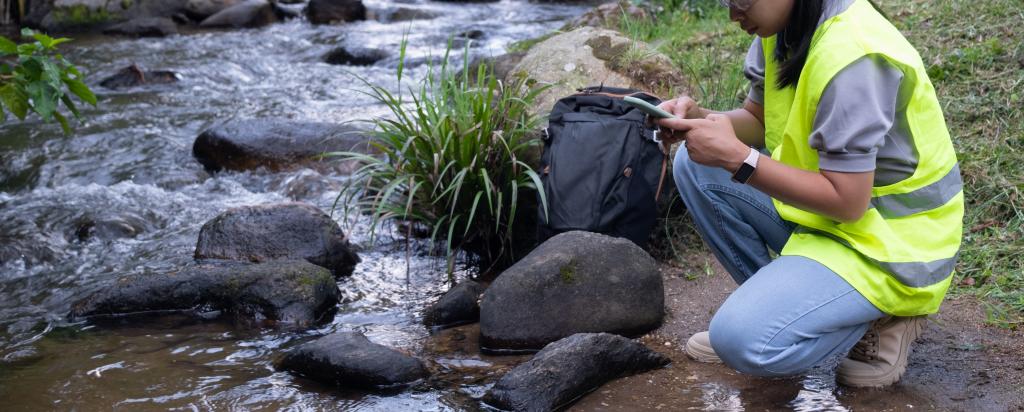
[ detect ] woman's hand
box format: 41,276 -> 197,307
654,95 -> 705,146
656,114 -> 750,172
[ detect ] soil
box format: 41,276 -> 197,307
570,254 -> 1024,412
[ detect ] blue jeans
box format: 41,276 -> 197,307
672,148 -> 885,377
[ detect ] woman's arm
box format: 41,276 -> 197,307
657,114 -> 873,223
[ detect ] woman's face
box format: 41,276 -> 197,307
728,0 -> 795,37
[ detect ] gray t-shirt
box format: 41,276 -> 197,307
744,0 -> 918,185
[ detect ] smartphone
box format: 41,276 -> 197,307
623,96 -> 677,119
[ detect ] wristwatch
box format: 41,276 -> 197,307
731,147 -> 759,184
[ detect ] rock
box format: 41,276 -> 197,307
29,0 -> 190,33
479,231 -> 664,352
199,0 -> 278,28
562,0 -> 649,31
305,0 -> 366,24
185,0 -> 241,20
68,260 -> 339,327
194,203 -> 360,278
509,26 -> 686,121
71,213 -> 149,242
272,2 -> 302,19
369,6 -> 439,23
277,331 -> 429,389
484,333 -> 670,411
99,64 -> 179,89
424,280 -> 485,328
191,119 -> 374,172
102,17 -> 179,37
469,52 -> 526,83
323,47 -> 389,66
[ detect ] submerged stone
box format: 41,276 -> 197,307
194,203 -> 360,278
199,0 -> 278,28
277,331 -> 429,389
479,231 -> 664,352
305,0 -> 366,24
484,333 -> 670,411
99,64 -> 179,89
68,260 -> 339,327
423,280 -> 485,328
191,119 -> 373,172
323,47 -> 389,66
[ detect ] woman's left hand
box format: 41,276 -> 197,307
657,113 -> 751,171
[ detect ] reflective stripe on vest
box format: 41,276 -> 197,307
870,163 -> 963,219
762,0 -> 965,315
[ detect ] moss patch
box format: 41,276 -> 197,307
51,4 -> 119,26
559,258 -> 578,284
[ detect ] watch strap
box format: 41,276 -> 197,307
731,147 -> 759,184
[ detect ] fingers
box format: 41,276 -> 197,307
655,116 -> 706,131
706,113 -> 728,122
672,96 -> 696,118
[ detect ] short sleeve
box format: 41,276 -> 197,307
810,55 -> 903,173
744,38 -> 766,105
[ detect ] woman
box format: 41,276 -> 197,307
654,0 -> 963,387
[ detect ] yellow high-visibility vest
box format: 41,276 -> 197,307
762,0 -> 964,315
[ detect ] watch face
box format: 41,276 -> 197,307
732,163 -> 756,184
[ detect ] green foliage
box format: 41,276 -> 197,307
0,28 -> 96,134
331,40 -> 551,275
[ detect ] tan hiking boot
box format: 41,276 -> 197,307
837,316 -> 927,387
685,331 -> 722,363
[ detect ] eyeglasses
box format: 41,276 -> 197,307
718,0 -> 757,11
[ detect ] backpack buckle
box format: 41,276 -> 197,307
542,127 -> 550,140
651,129 -> 662,144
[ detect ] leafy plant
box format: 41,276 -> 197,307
331,40 -> 551,275
0,28 -> 96,134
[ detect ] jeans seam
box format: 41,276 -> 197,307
757,287 -> 857,374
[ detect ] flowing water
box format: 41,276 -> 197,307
0,1 -> 581,409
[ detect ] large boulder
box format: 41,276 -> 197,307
479,231 -> 664,352
199,0 -> 278,28
423,280 -> 485,328
29,0 -> 189,33
191,119 -> 373,172
304,0 -> 366,25
509,26 -> 686,121
484,333 -> 670,411
102,17 -> 178,37
194,203 -> 360,278
276,331 -> 429,389
68,260 -> 339,327
99,64 -> 179,89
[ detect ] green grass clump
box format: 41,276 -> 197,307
332,41 -> 550,276
633,0 -> 1023,325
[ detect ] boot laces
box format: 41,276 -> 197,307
850,327 -> 880,362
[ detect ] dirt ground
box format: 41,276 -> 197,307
570,254 -> 1024,412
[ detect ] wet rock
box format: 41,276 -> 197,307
185,0 -> 242,20
369,6 -> 439,23
483,333 -> 670,411
457,29 -> 485,40
27,0 -> 190,33
99,64 -> 179,89
102,17 -> 179,37
277,331 -> 429,389
194,203 -> 360,278
199,0 -> 279,28
479,231 -> 664,352
562,0 -> 649,31
510,26 -> 685,120
323,47 -> 389,66
71,214 -> 149,242
305,0 -> 366,24
191,119 -> 373,172
272,2 -> 303,19
469,51 -> 526,83
424,280 -> 485,328
68,260 -> 339,327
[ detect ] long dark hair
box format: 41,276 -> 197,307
773,1 -> 825,89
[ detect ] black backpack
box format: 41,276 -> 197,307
536,86 -> 670,248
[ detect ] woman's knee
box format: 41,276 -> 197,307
709,304 -> 799,377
